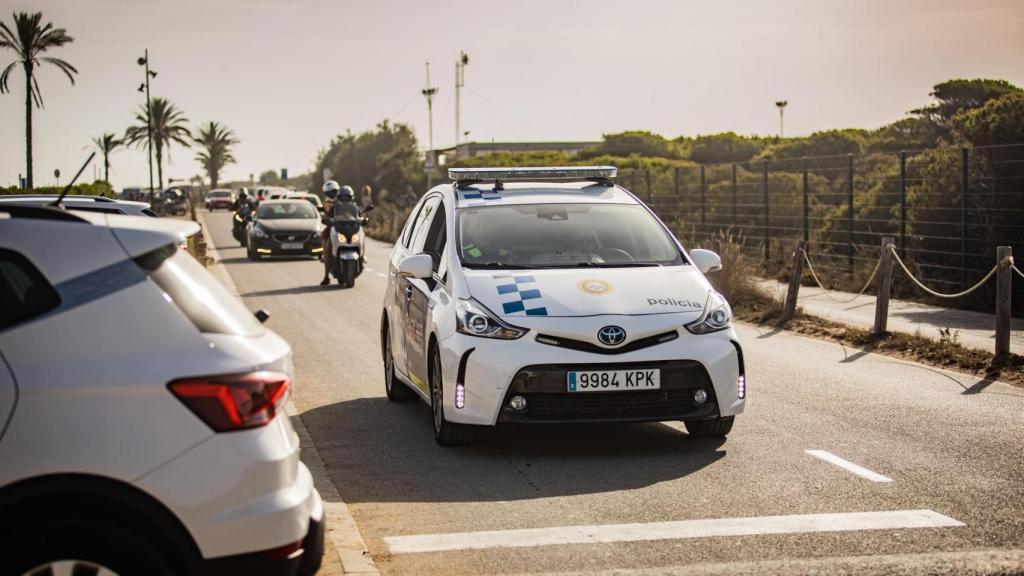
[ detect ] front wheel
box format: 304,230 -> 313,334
342,259 -> 357,288
684,416 -> 734,438
429,346 -> 476,446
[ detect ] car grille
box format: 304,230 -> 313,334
535,330 -> 678,355
523,390 -> 702,421
272,233 -> 312,243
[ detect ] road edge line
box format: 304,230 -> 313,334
195,210 -> 380,575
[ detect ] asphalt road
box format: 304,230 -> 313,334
202,209 -> 1024,575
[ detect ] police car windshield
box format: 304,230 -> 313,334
256,202 -> 317,219
457,203 -> 685,268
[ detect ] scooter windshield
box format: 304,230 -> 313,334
333,201 -> 359,222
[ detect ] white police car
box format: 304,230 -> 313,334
381,167 -> 745,445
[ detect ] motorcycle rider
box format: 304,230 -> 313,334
320,181 -> 360,286
231,190 -> 253,239
320,181 -> 340,285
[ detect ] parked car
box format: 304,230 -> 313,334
205,188 -> 235,211
0,205 -> 324,575
0,194 -> 157,217
381,166 -> 745,445
246,199 -> 324,260
289,191 -> 324,211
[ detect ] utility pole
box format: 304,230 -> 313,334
138,49 -> 157,201
455,51 -> 468,147
775,100 -> 788,139
421,61 -> 438,188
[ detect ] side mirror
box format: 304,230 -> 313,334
690,249 -> 722,274
363,204 -> 375,214
398,254 -> 434,279
254,309 -> 270,323
321,216 -> 331,225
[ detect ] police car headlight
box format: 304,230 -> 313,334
252,226 -> 268,238
685,291 -> 732,335
456,298 -> 527,340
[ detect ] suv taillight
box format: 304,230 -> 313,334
169,372 -> 290,432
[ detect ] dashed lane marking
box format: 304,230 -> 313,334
383,509 -> 962,554
806,450 -> 893,482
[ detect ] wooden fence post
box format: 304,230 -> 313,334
873,236 -> 895,336
995,246 -> 1012,359
781,239 -> 805,324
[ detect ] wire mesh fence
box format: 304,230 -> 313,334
624,143 -> 1024,316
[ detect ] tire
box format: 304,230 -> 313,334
9,517 -> 177,576
383,323 -> 416,402
684,416 -> 734,438
342,260 -> 357,288
429,346 -> 476,446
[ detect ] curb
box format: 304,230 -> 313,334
195,210 -> 380,575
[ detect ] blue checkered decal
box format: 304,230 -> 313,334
493,274 -> 548,316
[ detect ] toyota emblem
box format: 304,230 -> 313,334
597,325 -> 627,346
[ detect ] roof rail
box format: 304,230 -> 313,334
0,205 -> 89,223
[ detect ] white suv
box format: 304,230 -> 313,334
0,206 -> 323,575
381,167 -> 745,445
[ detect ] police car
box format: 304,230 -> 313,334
381,167 -> 745,445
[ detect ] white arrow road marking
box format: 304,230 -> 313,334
377,272 -> 386,278
806,450 -> 893,482
384,509 -> 962,554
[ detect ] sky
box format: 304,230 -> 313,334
2,0 -> 1023,189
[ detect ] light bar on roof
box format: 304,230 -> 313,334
448,166 -> 617,182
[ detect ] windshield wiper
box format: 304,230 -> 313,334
533,262 -> 663,269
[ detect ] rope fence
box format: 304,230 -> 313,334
887,245 -> 1002,300
781,237 -> 1017,359
801,249 -> 879,304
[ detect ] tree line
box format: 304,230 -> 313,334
1,11 -> 239,192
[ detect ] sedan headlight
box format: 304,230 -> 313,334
456,298 -> 527,340
252,226 -> 268,238
685,291 -> 732,335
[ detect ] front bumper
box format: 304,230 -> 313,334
252,233 -> 321,256
437,318 -> 745,427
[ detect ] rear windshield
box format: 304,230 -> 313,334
209,191 -> 231,197
138,246 -> 264,336
257,202 -> 317,219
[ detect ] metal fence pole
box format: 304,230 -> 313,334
899,150 -> 907,257
762,160 -> 769,260
960,147 -> 969,290
673,167 -> 680,226
700,164 -> 706,240
645,168 -> 652,204
847,153 -> 854,277
731,162 -> 737,225
802,157 -> 809,246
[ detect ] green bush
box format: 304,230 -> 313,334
0,180 -> 116,198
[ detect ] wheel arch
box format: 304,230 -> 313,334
0,473 -> 202,572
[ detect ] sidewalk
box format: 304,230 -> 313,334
754,279 -> 1024,356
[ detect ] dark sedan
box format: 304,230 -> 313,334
246,200 -> 323,260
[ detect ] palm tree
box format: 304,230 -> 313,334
92,132 -> 123,183
125,97 -> 190,190
192,121 -> 239,190
0,12 -> 77,189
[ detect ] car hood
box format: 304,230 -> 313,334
463,266 -> 711,318
255,219 -> 319,232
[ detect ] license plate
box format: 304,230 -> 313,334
281,242 -> 303,249
567,369 -> 660,392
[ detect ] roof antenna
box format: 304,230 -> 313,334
51,151 -> 97,208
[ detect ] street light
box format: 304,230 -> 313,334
421,61 -> 438,187
775,100 -> 788,139
455,51 -> 468,146
138,50 -> 156,201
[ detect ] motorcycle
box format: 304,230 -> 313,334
324,201 -> 373,288
232,203 -> 254,246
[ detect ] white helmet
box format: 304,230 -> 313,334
323,180 -> 340,199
